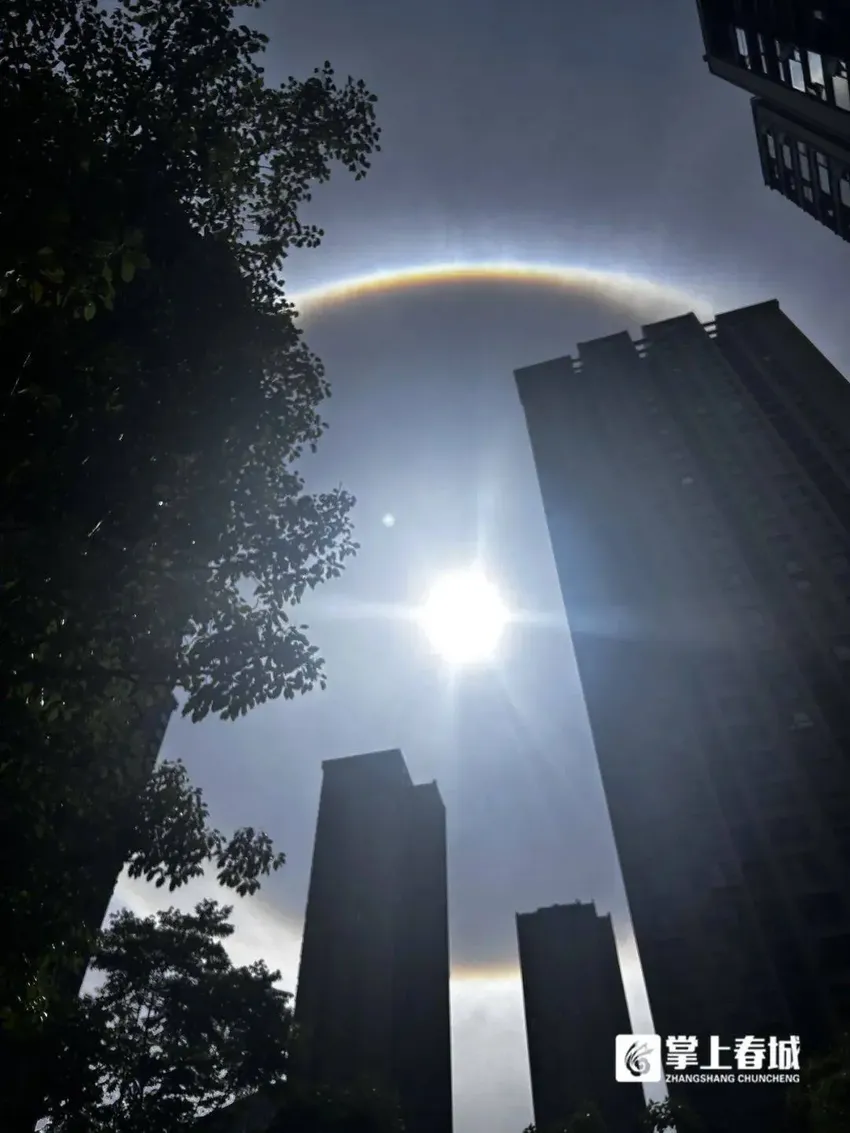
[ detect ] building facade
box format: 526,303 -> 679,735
293,749 -> 453,1133
515,300 -> 850,1133
517,902 -> 645,1133
695,1 -> 850,240
74,692 -> 175,995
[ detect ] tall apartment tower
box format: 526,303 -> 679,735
76,693 -> 175,991
293,749 -> 453,1133
516,902 -> 645,1133
695,2 -> 850,241
515,300 -> 850,1133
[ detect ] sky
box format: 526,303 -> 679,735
107,3 -> 850,1131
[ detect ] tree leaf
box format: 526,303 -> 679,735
1,4 -> 380,1115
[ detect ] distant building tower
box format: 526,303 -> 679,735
516,902 -> 645,1133
515,299 -> 850,1133
695,1 -> 850,240
293,749 -> 453,1133
75,692 -> 175,993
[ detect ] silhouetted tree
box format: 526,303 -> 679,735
520,1102 -> 609,1133
266,1083 -> 407,1133
0,0 -> 381,1099
788,1034 -> 850,1133
565,1103 -> 609,1133
7,760 -> 285,1130
38,900 -> 293,1131
640,1098 -> 703,1133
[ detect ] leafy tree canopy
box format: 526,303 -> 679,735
2,0 -> 381,731
0,0 -> 380,1062
640,1098 -> 702,1133
38,899 -> 293,1132
2,758 -> 284,1071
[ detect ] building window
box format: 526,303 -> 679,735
774,40 -> 787,82
803,185 -> 814,203
797,141 -> 811,181
789,52 -> 806,91
791,711 -> 814,731
833,64 -> 850,112
782,143 -> 793,170
840,175 -> 850,208
808,51 -> 826,93
734,26 -> 748,59
816,152 -> 831,194
757,33 -> 768,75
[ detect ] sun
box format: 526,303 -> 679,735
419,568 -> 508,665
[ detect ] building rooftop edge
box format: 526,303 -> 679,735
321,750 -> 443,795
516,900 -> 605,920
513,299 -> 782,379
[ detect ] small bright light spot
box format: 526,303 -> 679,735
382,513 -> 396,528
419,568 -> 508,665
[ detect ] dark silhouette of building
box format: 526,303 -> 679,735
73,693 -> 175,995
293,749 -> 453,1133
517,902 -> 645,1133
515,299 -> 850,1133
695,2 -> 850,240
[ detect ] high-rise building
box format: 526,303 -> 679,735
515,299 -> 850,1133
517,902 -> 645,1133
73,692 -> 175,994
695,2 -> 850,241
293,749 -> 453,1133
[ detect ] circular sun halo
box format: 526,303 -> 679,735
419,569 -> 508,665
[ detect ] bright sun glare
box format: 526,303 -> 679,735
419,569 -> 508,665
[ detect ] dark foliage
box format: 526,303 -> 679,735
639,1099 -> 702,1133
39,900 -> 293,1132
0,0 -> 380,1123
789,1034 -> 850,1133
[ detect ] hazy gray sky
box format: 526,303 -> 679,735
108,3 -> 850,1131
